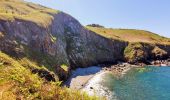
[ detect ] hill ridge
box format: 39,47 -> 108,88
86,26 -> 170,45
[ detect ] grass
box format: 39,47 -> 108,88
23,45 -> 70,72
0,51 -> 43,99
0,0 -> 59,27
86,26 -> 170,45
0,51 -> 100,100
61,64 -> 69,71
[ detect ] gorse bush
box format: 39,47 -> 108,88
0,51 -> 99,100
124,42 -> 146,63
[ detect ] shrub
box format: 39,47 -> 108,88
0,52 -> 99,100
124,42 -> 147,63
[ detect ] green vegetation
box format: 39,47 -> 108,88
87,26 -> 170,62
0,0 -> 59,27
23,45 -> 59,71
124,42 -> 147,63
0,51 -> 99,100
86,26 -> 170,45
2,0 -> 170,99
61,64 -> 69,71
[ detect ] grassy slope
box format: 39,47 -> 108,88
0,0 -> 58,27
86,26 -> 170,45
0,51 -> 99,100
0,1 -> 99,99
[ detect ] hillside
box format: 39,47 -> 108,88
0,0 -> 100,99
0,0 -> 170,99
86,26 -> 170,45
0,51 -> 98,100
0,0 -> 58,27
86,26 -> 170,63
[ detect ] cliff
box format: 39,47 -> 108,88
0,0 -> 128,77
0,0 -> 170,79
87,26 -> 170,64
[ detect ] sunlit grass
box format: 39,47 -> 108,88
86,26 -> 170,45
0,0 -> 59,27
0,51 -> 100,100
61,64 -> 69,71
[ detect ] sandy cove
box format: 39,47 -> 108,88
64,63 -> 136,99
64,66 -> 102,90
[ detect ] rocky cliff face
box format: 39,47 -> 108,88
0,0 -> 170,80
0,1 -> 127,79
124,42 -> 170,64
0,11 -> 128,67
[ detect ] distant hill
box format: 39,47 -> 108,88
86,26 -> 170,45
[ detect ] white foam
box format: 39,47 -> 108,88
82,71 -> 118,100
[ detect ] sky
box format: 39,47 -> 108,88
26,0 -> 170,38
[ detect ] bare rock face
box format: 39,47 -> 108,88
0,11 -> 127,79
61,13 -> 126,66
48,12 -> 128,68
151,46 -> 168,59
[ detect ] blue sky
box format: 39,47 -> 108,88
26,0 -> 170,38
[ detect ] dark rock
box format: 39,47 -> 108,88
90,87 -> 93,89
32,69 -> 56,82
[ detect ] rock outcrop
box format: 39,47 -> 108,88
124,42 -> 170,64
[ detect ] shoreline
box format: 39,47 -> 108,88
64,63 -> 135,99
65,60 -> 170,99
64,63 -> 134,90
81,63 -> 134,99
64,66 -> 102,90
64,58 -> 170,86
81,71 -> 114,100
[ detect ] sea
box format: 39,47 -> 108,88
101,66 -> 170,100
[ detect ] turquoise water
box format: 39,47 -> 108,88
102,66 -> 170,100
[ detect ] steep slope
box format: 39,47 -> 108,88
0,52 -> 98,100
